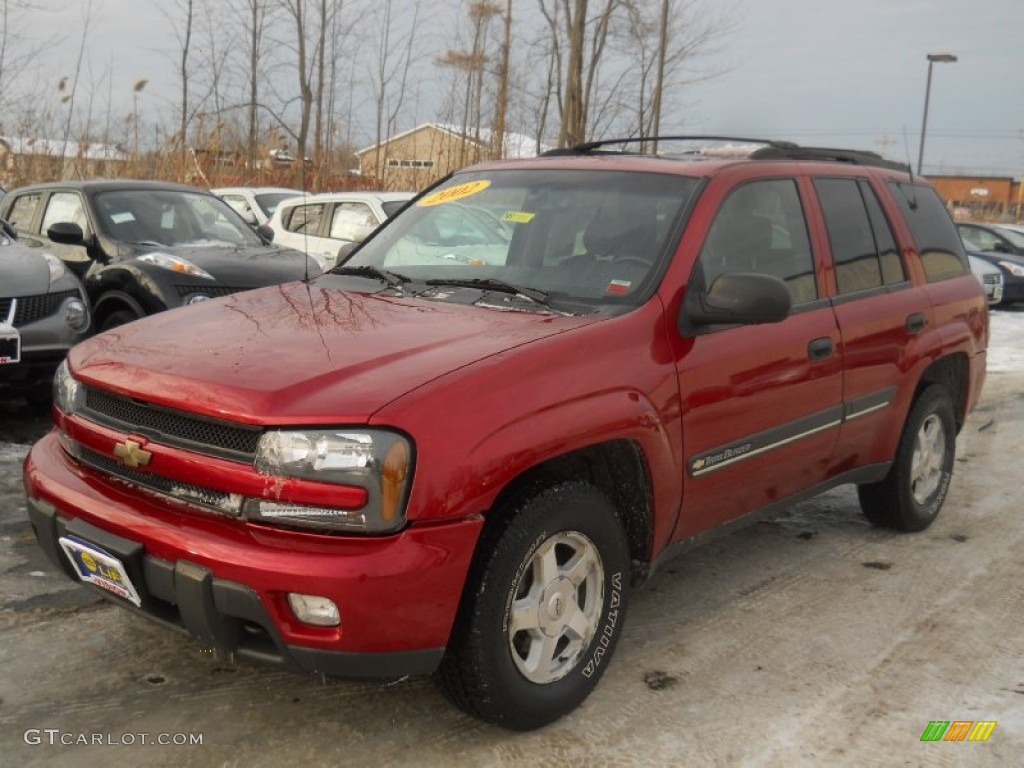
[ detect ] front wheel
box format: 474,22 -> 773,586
857,385 -> 956,532
438,481 -> 631,730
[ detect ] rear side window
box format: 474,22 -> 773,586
284,203 -> 325,234
814,178 -> 905,295
886,182 -> 968,282
6,193 -> 41,232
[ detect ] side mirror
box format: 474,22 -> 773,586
683,272 -> 792,328
336,241 -> 358,264
991,241 -> 1008,253
256,223 -> 274,243
47,221 -> 86,245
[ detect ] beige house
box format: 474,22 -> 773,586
356,123 -> 544,191
0,136 -> 127,187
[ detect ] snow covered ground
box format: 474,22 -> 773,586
987,306 -> 1024,373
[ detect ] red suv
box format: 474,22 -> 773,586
24,138 -> 987,730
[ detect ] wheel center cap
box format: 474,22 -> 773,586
548,593 -> 565,619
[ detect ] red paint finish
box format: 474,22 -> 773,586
24,152 -> 989,670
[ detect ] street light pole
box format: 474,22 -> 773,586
917,53 -> 957,175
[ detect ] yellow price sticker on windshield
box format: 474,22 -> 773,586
418,180 -> 491,207
501,211 -> 535,223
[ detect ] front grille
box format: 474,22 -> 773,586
982,274 -> 1002,286
82,387 -> 263,461
74,444 -> 242,515
174,285 -> 248,298
0,290 -> 78,327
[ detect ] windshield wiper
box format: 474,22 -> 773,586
332,264 -> 412,288
424,277 -> 552,305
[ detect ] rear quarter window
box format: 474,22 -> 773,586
886,182 -> 968,282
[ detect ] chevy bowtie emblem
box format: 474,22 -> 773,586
113,439 -> 152,468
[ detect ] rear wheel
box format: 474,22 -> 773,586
857,385 -> 956,532
438,481 -> 630,730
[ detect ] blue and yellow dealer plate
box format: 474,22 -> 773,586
58,535 -> 142,607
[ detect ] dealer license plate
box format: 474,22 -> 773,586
0,325 -> 19,365
58,535 -> 142,607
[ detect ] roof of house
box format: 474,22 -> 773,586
355,123 -> 549,160
0,135 -> 128,161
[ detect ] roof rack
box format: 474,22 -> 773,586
541,135 -> 797,156
541,135 -> 910,172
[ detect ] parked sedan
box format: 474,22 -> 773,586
212,186 -> 304,228
0,180 -> 320,331
1,218 -> 91,407
268,191 -> 414,270
968,250 -> 1024,305
956,222 -> 1024,256
967,254 -> 1004,305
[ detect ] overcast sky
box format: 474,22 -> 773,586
8,0 -> 1024,177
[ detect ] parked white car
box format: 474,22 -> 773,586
267,191 -> 414,270
967,254 -> 1004,305
212,187 -> 304,228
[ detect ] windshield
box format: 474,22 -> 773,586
995,226 -> 1024,248
255,192 -> 300,218
94,189 -> 264,247
345,169 -> 699,311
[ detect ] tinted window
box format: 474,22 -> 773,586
815,178 -> 882,294
859,181 -> 904,285
886,182 -> 968,282
957,225 -> 1002,252
7,193 -> 41,232
699,179 -> 817,304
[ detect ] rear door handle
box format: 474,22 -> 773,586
906,313 -> 926,333
807,337 -> 833,360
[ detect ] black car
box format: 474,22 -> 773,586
1,217 -> 91,406
956,222 -> 1024,256
0,180 -> 320,331
966,249 -> 1024,304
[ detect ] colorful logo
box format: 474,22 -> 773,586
920,720 -> 997,742
418,180 -> 490,207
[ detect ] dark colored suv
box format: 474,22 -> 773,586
0,180 -> 320,330
24,139 -> 987,730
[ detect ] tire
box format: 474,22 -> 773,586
438,481 -> 631,730
100,309 -> 139,331
857,385 -> 956,532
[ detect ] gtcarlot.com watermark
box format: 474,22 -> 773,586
24,729 -> 203,747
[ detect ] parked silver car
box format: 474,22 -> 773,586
1,218 -> 91,407
967,254 -> 1004,305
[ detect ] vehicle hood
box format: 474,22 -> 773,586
1,241 -> 52,296
122,242 -> 318,286
69,280 -> 600,424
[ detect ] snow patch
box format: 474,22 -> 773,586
0,442 -> 30,463
987,310 -> 1024,373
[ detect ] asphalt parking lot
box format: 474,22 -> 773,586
1,316 -> 1021,767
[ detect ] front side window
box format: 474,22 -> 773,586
887,182 -> 967,283
41,192 -> 89,234
345,169 -> 700,312
957,225 -> 1003,252
330,202 -> 378,241
698,179 -> 817,304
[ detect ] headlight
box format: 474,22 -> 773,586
64,298 -> 89,330
53,359 -> 85,414
138,252 -> 214,279
997,260 -> 1024,278
41,252 -> 66,283
250,430 -> 412,533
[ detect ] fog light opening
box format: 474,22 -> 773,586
287,593 -> 340,627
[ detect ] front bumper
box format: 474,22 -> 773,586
25,431 -> 483,678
